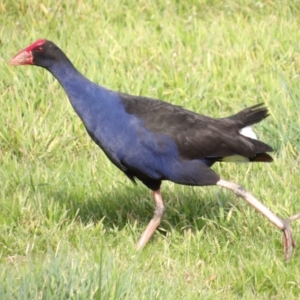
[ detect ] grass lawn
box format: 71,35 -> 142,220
1,0 -> 300,298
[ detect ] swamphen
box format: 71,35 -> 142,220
10,39 -> 300,261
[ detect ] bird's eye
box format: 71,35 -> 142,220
36,47 -> 43,52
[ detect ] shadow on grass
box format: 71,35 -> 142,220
39,181 -> 234,234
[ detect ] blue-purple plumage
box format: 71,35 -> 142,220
29,41 -> 270,192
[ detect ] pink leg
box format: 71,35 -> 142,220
217,179 -> 300,261
136,190 -> 165,249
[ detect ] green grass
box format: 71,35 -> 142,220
1,0 -> 300,298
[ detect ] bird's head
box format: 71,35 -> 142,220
10,39 -> 62,68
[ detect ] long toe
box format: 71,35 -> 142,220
282,216 -> 300,262
283,226 -> 294,262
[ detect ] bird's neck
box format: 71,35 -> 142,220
44,59 -> 115,127
46,59 -> 89,90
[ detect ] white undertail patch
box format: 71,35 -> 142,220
222,155 -> 249,163
239,126 -> 257,140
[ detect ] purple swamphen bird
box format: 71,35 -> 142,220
10,40 -> 300,261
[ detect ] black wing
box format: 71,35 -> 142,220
120,93 -> 272,160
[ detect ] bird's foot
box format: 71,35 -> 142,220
282,213 -> 300,262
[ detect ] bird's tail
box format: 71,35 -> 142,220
227,103 -> 269,129
222,103 -> 273,163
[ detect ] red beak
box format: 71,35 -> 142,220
10,50 -> 33,66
